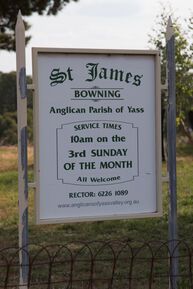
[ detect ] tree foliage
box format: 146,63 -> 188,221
0,111 -> 17,145
0,72 -> 33,145
0,71 -> 17,113
0,0 -> 79,51
0,71 -> 32,114
0,109 -> 33,145
149,7 -> 193,144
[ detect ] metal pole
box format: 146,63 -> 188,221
15,11 -> 29,289
166,16 -> 178,289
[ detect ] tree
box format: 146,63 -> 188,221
0,0 -> 79,51
0,72 -> 33,114
0,71 -> 17,113
0,109 -> 33,145
0,71 -> 33,145
0,111 -> 17,145
149,7 -> 193,149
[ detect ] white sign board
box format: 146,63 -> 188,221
32,48 -> 162,224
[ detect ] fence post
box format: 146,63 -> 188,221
16,11 -> 29,289
166,17 -> 178,289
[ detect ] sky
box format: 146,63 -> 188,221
0,0 -> 192,75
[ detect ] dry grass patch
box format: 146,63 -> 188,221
0,146 -> 33,172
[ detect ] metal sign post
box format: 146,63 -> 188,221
166,17 -> 178,289
16,11 -> 29,289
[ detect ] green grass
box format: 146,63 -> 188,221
0,143 -> 193,288
0,143 -> 193,246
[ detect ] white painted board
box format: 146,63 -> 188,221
32,48 -> 162,224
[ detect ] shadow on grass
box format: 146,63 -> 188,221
177,140 -> 193,157
1,222 -> 193,289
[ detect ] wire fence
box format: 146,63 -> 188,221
0,239 -> 192,289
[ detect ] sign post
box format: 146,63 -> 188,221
166,17 -> 178,289
32,49 -> 162,224
16,11 -> 29,289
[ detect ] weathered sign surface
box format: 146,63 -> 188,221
32,48 -> 162,224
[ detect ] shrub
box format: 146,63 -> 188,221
0,109 -> 33,145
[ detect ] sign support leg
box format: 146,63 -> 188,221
166,17 -> 178,289
16,11 -> 29,289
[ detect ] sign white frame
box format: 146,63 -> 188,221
32,48 -> 162,224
